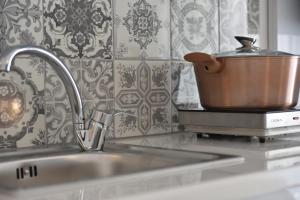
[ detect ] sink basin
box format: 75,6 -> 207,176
0,144 -> 243,191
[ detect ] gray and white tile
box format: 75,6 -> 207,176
0,57 -> 46,149
171,0 -> 219,60
45,58 -> 81,102
114,0 -> 170,59
18,117 -> 46,148
114,60 -> 171,137
43,0 -> 113,59
247,0 -> 260,35
81,60 -> 114,101
0,0 -> 43,54
171,103 -> 184,132
44,57 -> 114,143
171,62 -> 201,109
219,0 -> 248,51
45,100 -> 75,145
171,61 -> 201,131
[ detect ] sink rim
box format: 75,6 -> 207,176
0,144 -> 245,194
0,143 -> 243,164
0,144 -> 244,171
0,145 -> 82,163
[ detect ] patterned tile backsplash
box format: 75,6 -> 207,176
114,60 -> 172,137
0,0 -> 260,150
43,0 -> 113,59
114,0 -> 170,59
171,0 -> 219,59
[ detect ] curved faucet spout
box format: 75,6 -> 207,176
0,46 -> 88,149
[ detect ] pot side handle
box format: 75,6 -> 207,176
184,52 -> 222,73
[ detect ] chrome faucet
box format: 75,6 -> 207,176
0,46 -> 112,151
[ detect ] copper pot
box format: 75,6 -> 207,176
184,36 -> 300,111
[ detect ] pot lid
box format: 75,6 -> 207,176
215,36 -> 293,57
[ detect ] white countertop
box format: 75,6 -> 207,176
4,132 -> 300,200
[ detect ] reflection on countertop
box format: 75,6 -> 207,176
111,132 -> 300,172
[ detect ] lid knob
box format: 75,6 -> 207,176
235,36 -> 259,53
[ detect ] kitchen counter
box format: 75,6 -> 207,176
4,132 -> 300,200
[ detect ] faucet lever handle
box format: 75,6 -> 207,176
88,110 -> 135,130
112,111 -> 136,118
91,110 -> 113,126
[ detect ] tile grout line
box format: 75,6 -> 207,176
169,0 -> 174,132
41,0 -> 48,147
112,0 -> 117,137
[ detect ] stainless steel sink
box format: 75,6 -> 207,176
0,144 -> 243,191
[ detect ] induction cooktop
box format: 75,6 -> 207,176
178,109 -> 300,142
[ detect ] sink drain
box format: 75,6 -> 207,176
16,165 -> 37,179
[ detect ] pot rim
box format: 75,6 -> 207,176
215,55 -> 300,59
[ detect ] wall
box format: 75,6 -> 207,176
268,0 -> 300,54
0,0 -> 260,150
